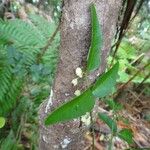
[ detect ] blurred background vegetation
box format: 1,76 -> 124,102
0,0 -> 149,149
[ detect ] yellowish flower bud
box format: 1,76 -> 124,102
71,78 -> 78,86
74,90 -> 81,96
75,67 -> 83,78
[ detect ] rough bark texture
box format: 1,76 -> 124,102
39,0 -> 121,149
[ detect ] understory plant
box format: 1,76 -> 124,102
99,99 -> 133,149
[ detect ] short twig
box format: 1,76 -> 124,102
90,111 -> 95,150
114,62 -> 150,98
36,23 -> 60,63
136,72 -> 150,89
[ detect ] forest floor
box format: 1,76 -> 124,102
85,84 -> 150,150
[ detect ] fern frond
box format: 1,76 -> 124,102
0,15 -> 59,116
0,63 -> 24,116
0,19 -> 46,47
29,15 -> 57,39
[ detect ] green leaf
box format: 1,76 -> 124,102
118,129 -> 133,144
0,117 -> 6,128
45,88 -> 95,125
87,3 -> 102,72
98,113 -> 117,134
106,99 -> 123,112
92,62 -> 119,98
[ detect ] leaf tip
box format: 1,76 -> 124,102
44,117 -> 50,126
44,115 -> 55,126
90,3 -> 96,10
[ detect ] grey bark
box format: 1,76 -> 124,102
39,0 -> 121,149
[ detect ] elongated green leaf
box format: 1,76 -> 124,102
0,117 -> 6,128
87,4 -> 102,72
118,129 -> 133,144
45,88 -> 95,125
92,62 -> 119,98
98,113 -> 117,134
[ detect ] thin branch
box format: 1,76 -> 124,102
85,72 -> 95,150
36,23 -> 60,63
111,0 -> 144,66
114,62 -> 150,98
129,53 -> 144,66
130,0 -> 144,22
90,111 -> 95,150
136,72 -> 150,89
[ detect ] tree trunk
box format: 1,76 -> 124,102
39,0 -> 121,149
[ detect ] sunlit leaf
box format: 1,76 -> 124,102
98,113 -> 117,134
45,88 -> 95,125
87,4 -> 102,72
0,117 -> 6,128
118,129 -> 133,144
92,62 -> 119,98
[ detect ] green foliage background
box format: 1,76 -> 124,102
109,1 -> 150,84
0,14 -> 60,149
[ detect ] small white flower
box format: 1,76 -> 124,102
74,90 -> 81,96
75,67 -> 83,78
57,6 -> 61,12
81,113 -> 91,126
54,12 -> 57,17
99,134 -> 105,141
71,78 -> 78,86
